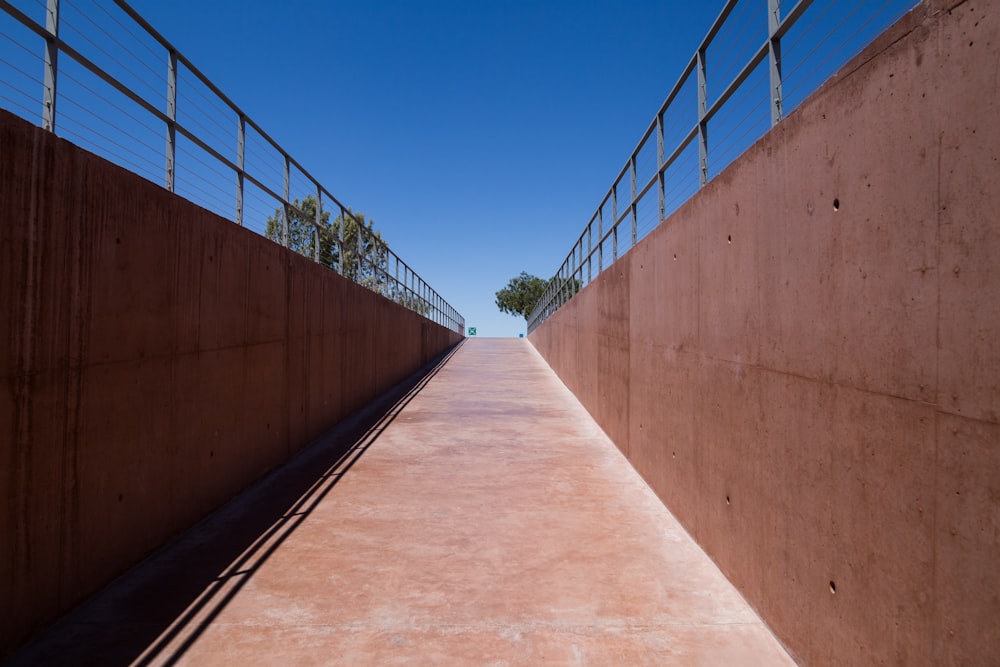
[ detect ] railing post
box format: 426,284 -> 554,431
570,246 -> 577,299
41,0 -> 59,132
656,111 -> 665,222
697,47 -> 708,187
611,187 -> 618,261
381,241 -> 389,294
236,114 -> 245,225
611,186 -> 618,233
338,206 -> 346,275
281,156 -> 290,248
630,154 -> 638,246
314,186 -> 322,263
598,207 -> 604,273
559,266 -> 566,306
768,0 -> 783,126
587,221 -> 593,283
356,214 -> 364,281
166,49 -> 177,192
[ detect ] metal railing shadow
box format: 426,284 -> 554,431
6,340 -> 465,667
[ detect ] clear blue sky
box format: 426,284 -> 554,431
122,0 -> 725,337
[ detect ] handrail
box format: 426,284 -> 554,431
527,0 -> 918,333
0,0 -> 464,334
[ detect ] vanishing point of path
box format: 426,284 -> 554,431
11,338 -> 794,666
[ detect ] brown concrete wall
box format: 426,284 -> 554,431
530,1 -> 999,664
0,108 -> 462,657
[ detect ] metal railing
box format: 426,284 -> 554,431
0,0 -> 464,334
527,0 -> 918,333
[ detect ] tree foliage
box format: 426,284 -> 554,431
265,196 -> 427,315
266,196 -> 386,281
495,272 -> 547,320
264,195 -> 329,259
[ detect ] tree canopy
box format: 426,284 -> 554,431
265,196 -> 385,282
265,197 -> 427,315
495,272 -> 547,320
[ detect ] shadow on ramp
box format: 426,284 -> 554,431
8,341 -> 465,667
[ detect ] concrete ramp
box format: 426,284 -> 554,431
11,338 -> 792,665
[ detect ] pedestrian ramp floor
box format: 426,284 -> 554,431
12,338 -> 794,666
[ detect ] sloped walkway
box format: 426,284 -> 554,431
10,338 -> 793,666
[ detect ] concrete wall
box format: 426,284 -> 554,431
0,108 -> 462,656
530,1 -> 998,664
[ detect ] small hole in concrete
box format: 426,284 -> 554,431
210,450 -> 214,458
833,198 -> 840,211
726,495 -> 731,505
118,493 -> 123,502
727,235 -> 732,244
673,254 -> 677,261
830,581 -> 837,594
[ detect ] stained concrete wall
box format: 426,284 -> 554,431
0,108 -> 462,657
530,1 -> 999,664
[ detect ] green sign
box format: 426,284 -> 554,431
468,327 -> 477,336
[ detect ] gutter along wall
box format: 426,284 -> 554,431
0,108 -> 462,656
529,1 -> 999,664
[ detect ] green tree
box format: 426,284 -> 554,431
393,291 -> 431,316
265,198 -> 431,315
265,195 -> 329,259
330,211 -> 387,287
265,197 -> 387,286
495,272 -> 547,320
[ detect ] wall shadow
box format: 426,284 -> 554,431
5,340 -> 465,667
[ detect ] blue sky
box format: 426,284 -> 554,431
124,0 -> 725,337
1,0 -> 915,336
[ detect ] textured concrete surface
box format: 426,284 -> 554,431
530,2 -> 1000,665
0,107 -> 462,657
8,339 -> 794,666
